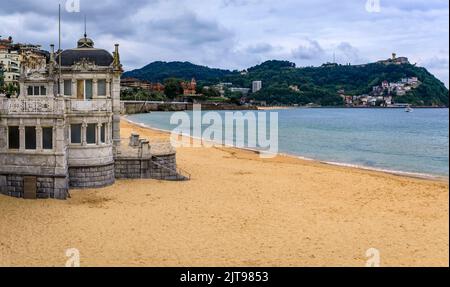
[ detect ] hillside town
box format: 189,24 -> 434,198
0,36 -> 46,95
340,76 -> 422,107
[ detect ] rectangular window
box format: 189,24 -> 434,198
97,80 -> 106,96
77,80 -> 84,100
64,80 -> 72,96
85,80 -> 93,100
70,124 -> 82,144
86,124 -> 96,144
8,126 -> 20,149
27,86 -> 33,96
34,86 -> 40,96
25,127 -> 36,150
40,86 -> 46,96
100,123 -> 106,143
42,127 -> 53,150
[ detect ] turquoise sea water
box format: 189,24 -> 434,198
128,108 -> 449,177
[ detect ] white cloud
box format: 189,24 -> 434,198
0,0 -> 448,86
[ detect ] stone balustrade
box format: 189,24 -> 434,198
0,97 -> 65,115
68,99 -> 112,113
0,97 -> 112,115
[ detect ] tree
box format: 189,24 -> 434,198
5,83 -> 19,97
202,87 -> 221,98
164,78 -> 183,99
121,87 -> 167,101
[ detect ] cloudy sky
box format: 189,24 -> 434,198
1,0 -> 448,86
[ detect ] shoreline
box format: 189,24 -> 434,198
123,116 -> 448,182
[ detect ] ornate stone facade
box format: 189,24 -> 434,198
0,35 -> 187,200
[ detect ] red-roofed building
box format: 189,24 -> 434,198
181,78 -> 197,95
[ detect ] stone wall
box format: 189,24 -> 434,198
147,154 -> 180,180
0,155 -> 185,200
115,153 -> 185,180
68,163 -> 115,189
123,102 -> 257,114
0,175 -> 68,199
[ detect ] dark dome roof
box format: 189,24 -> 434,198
60,48 -> 114,66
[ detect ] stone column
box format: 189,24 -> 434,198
97,122 -> 102,145
53,126 -> 58,151
93,79 -> 98,99
59,79 -> 64,96
36,120 -> 42,151
71,79 -> 77,98
49,81 -> 55,97
55,119 -> 67,171
54,118 -> 69,200
111,75 -> 121,150
19,125 -> 25,151
109,121 -> 113,144
19,82 -> 26,98
0,118 -> 6,151
82,122 -> 87,146
106,79 -> 111,98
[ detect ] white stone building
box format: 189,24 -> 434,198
252,81 -> 262,93
0,35 -> 185,200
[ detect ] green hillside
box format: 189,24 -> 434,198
123,61 -> 235,82
123,60 -> 449,107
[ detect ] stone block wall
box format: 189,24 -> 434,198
115,153 -> 185,180
0,175 -> 68,199
69,163 -> 115,189
0,154 -> 185,201
115,159 -> 145,179
147,154 -> 180,180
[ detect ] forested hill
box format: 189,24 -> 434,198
223,60 -> 449,107
123,61 -> 234,82
123,60 -> 449,107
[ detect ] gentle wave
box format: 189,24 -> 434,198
123,115 -> 447,181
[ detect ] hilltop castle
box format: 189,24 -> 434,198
0,34 -> 185,200
378,53 -> 410,65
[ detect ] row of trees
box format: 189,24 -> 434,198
121,78 -> 226,102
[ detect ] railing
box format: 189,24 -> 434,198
68,99 -> 112,113
0,98 -> 113,115
0,97 -> 65,115
151,159 -> 191,181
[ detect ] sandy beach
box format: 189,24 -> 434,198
257,106 -> 297,110
0,119 -> 448,267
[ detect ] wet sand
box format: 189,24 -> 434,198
0,120 -> 448,267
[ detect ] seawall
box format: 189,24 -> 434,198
122,101 -> 257,114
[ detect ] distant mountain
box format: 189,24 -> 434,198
123,61 -> 235,82
123,60 -> 449,107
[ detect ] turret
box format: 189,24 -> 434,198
113,44 -> 123,73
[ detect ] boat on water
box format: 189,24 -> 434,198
405,105 -> 414,113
